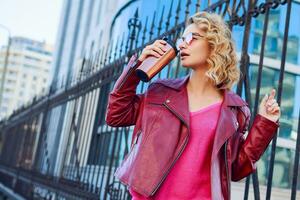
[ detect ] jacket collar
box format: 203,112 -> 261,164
153,73 -> 248,107
153,73 -> 246,162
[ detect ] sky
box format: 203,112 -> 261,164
0,0 -> 63,47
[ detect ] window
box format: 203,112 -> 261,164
25,55 -> 41,62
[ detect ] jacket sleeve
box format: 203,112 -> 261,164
105,53 -> 143,127
231,106 -> 280,181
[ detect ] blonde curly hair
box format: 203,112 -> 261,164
186,11 -> 240,90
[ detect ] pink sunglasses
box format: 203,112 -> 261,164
176,32 -> 203,50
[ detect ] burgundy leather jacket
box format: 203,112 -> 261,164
105,53 -> 280,200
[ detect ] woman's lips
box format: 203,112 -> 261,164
180,52 -> 189,59
181,56 -> 188,59
180,54 -> 189,59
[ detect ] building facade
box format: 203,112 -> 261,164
0,37 -> 52,120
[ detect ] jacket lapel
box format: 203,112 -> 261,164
154,73 -> 247,156
211,95 -> 238,159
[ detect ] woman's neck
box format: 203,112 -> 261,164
187,69 -> 223,99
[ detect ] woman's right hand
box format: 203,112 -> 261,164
138,39 -> 168,62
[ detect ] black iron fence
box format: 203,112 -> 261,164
0,0 -> 299,199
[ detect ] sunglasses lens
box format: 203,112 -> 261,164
176,38 -> 183,49
186,33 -> 193,45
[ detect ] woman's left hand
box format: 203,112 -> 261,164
258,89 -> 281,123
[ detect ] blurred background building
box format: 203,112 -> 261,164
0,37 -> 53,120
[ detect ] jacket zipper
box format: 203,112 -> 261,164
130,130 -> 142,151
121,130 -> 141,163
150,102 -> 190,196
134,130 -> 142,144
224,139 -> 230,200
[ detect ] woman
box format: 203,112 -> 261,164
106,11 -> 280,200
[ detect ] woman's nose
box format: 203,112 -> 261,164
178,41 -> 187,50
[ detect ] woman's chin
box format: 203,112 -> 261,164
181,60 -> 206,69
181,60 -> 193,68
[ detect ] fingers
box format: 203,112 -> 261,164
142,40 -> 168,58
156,43 -> 168,51
271,106 -> 280,114
262,93 -> 269,105
146,49 -> 161,58
152,40 -> 168,53
155,39 -> 167,46
148,45 -> 165,56
268,104 -> 280,115
267,102 -> 278,112
265,89 -> 280,114
263,89 -> 276,106
267,99 -> 277,107
259,89 -> 281,119
266,89 -> 276,102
